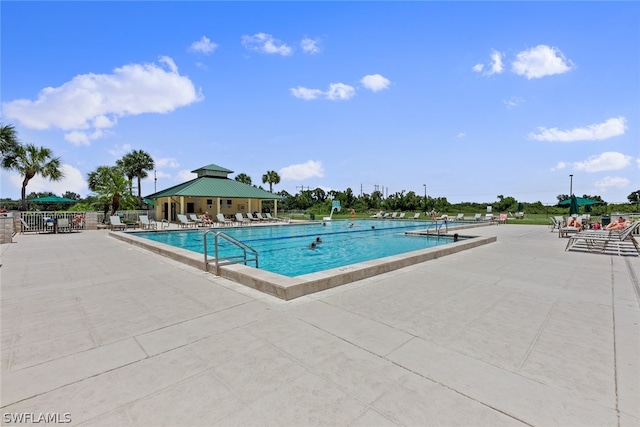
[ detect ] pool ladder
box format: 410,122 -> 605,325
203,230 -> 258,275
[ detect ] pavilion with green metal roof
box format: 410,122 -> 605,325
144,164 -> 282,221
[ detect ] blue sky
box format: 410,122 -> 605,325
2,1 -> 639,205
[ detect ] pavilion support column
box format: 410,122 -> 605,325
216,197 -> 221,216
274,200 -> 278,216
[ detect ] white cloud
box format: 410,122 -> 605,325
472,49 -> 504,77
155,157 -> 180,168
9,164 -> 87,197
290,87 -> 324,100
503,96 -> 524,108
326,83 -> 356,100
290,83 -> 356,101
300,38 -> 320,54
2,56 -> 202,146
241,33 -> 292,56
279,160 -> 324,181
551,161 -> 568,171
594,176 -> 630,192
361,74 -> 391,92
188,36 -> 218,55
573,152 -> 631,172
512,45 -> 574,79
456,132 -> 466,138
176,169 -> 197,182
528,117 -> 626,142
107,144 -> 133,158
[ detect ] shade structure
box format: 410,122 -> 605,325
29,196 -> 77,203
557,196 -> 600,207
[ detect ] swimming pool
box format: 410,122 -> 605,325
135,219 -> 461,277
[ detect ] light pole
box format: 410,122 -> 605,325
569,174 -> 573,196
423,184 -> 427,212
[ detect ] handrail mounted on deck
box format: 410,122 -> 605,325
203,230 -> 258,275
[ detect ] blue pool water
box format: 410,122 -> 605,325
136,219 -> 459,277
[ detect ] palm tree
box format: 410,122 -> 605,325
235,173 -> 252,185
261,170 -> 280,193
87,166 -> 132,217
0,124 -> 21,164
120,150 -> 154,206
2,143 -> 63,210
116,157 -> 136,195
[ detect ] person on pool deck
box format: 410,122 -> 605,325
604,216 -> 630,230
201,212 -> 213,225
566,216 -> 583,231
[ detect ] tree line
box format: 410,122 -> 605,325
2,123 -> 639,215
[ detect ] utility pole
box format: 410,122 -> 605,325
569,174 -> 573,195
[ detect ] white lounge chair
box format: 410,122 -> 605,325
454,213 -> 465,221
110,216 -> 127,231
473,214 -> 482,221
189,213 -> 205,227
245,212 -> 261,222
177,214 -> 196,228
255,213 -> 271,222
265,213 -> 285,222
235,213 -> 251,225
216,214 -> 233,226
57,218 -> 71,233
139,215 -> 157,230
412,213 -> 420,220
565,220 -> 640,256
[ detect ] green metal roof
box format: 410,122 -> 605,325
145,176 -> 281,200
191,164 -> 234,175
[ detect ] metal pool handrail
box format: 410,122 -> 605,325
203,230 -> 258,275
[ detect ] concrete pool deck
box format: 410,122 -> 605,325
1,224 -> 639,426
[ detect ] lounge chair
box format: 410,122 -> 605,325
549,216 -> 564,232
389,212 -> 398,219
110,216 -> 127,231
473,214 -> 482,221
19,218 -> 37,234
216,213 -> 233,226
396,212 -> 406,219
255,213 -> 271,222
412,213 -> 420,220
139,215 -> 157,230
454,213 -> 465,221
245,212 -> 261,222
370,211 -> 384,218
57,218 -> 71,233
382,213 -> 390,219
498,213 -> 508,224
189,213 -> 205,227
559,216 -> 584,238
484,213 -> 495,222
565,220 -> 640,256
235,213 -> 251,225
177,214 -> 196,228
265,213 -> 286,222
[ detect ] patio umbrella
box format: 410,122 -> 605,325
568,195 -> 579,216
29,196 -> 77,203
143,198 -> 156,206
557,196 -> 600,207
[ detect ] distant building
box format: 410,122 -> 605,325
145,164 -> 281,221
